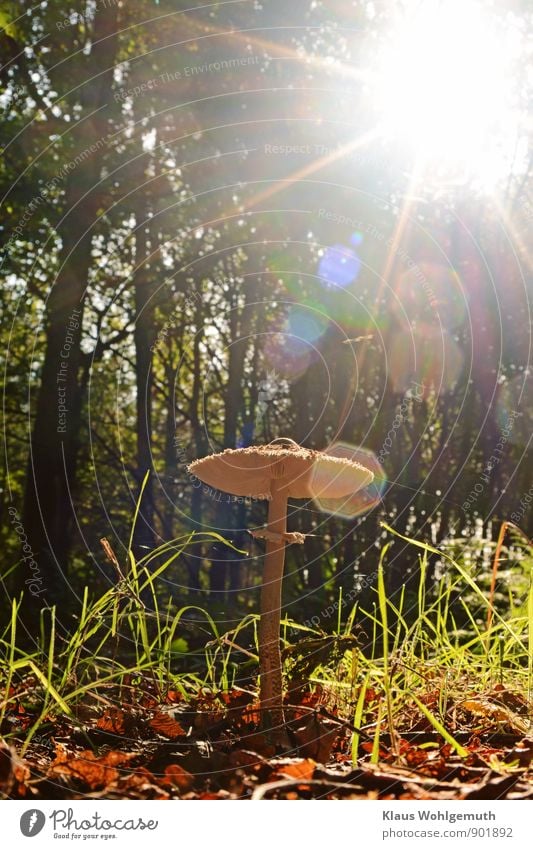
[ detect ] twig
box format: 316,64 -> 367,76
284,702 -> 374,742
251,778 -> 365,799
248,528 -> 315,545
100,537 -> 125,582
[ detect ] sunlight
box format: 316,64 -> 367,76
370,1 -> 524,187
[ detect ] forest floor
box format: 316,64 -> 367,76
2,675 -> 532,800
2,528 -> 531,800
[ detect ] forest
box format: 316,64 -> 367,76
0,0 -> 532,805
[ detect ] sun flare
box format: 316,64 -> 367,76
370,1 -> 525,186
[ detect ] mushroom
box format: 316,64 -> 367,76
188,438 -> 374,729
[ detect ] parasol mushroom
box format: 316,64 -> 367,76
188,438 -> 374,729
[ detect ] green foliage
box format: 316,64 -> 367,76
0,524 -> 244,752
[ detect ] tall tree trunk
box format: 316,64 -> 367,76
132,196 -> 156,557
20,8 -> 118,624
187,285 -> 207,593
162,360 -> 178,541
210,282 -> 254,595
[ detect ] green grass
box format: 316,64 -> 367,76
0,516 -> 531,763
0,525 -> 247,754
305,524 -> 532,757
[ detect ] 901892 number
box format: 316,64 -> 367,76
468,828 -> 513,838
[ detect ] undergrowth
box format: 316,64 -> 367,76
0,510 -> 531,762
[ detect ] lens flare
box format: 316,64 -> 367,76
318,243 -> 362,289
263,332 -> 313,381
287,304 -> 330,345
312,443 -> 385,518
388,326 -> 464,394
393,262 -> 467,331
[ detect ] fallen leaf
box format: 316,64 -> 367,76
364,688 -> 381,704
165,690 -> 183,704
361,741 -> 389,757
277,758 -> 316,781
97,708 -> 127,735
462,700 -> 529,733
160,763 -> 195,792
50,746 -> 137,790
240,703 -> 262,726
227,749 -> 267,770
290,715 -> 338,761
488,687 -> 529,713
403,746 -> 429,767
241,731 -> 277,758
149,711 -> 187,739
116,767 -> 169,799
0,740 -> 13,792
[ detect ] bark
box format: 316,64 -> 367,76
188,287 -> 207,593
162,361 -> 177,542
211,282 -> 254,594
20,7 -> 118,622
259,481 -> 287,727
132,196 -> 156,556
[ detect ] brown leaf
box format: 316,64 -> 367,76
12,765 -> 31,797
160,763 -> 195,793
241,731 -> 277,758
290,715 -> 338,761
462,699 -> 508,720
462,699 -> 529,733
197,790 -> 232,799
361,741 -> 389,758
277,758 -> 317,781
219,690 -> 254,709
227,749 -> 268,770
241,703 -> 262,726
149,711 -> 187,739
193,708 -> 224,733
364,687 -> 381,704
419,690 -> 440,708
404,746 -> 429,767
488,686 -> 529,713
96,708 -> 127,735
0,740 -> 14,793
50,746 -> 137,790
0,740 -> 29,797
140,694 -> 159,709
117,766 -> 170,799
165,690 -> 183,704
300,689 -> 323,708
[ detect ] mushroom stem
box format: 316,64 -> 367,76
259,479 -> 287,728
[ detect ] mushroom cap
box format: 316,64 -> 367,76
188,442 -> 374,500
